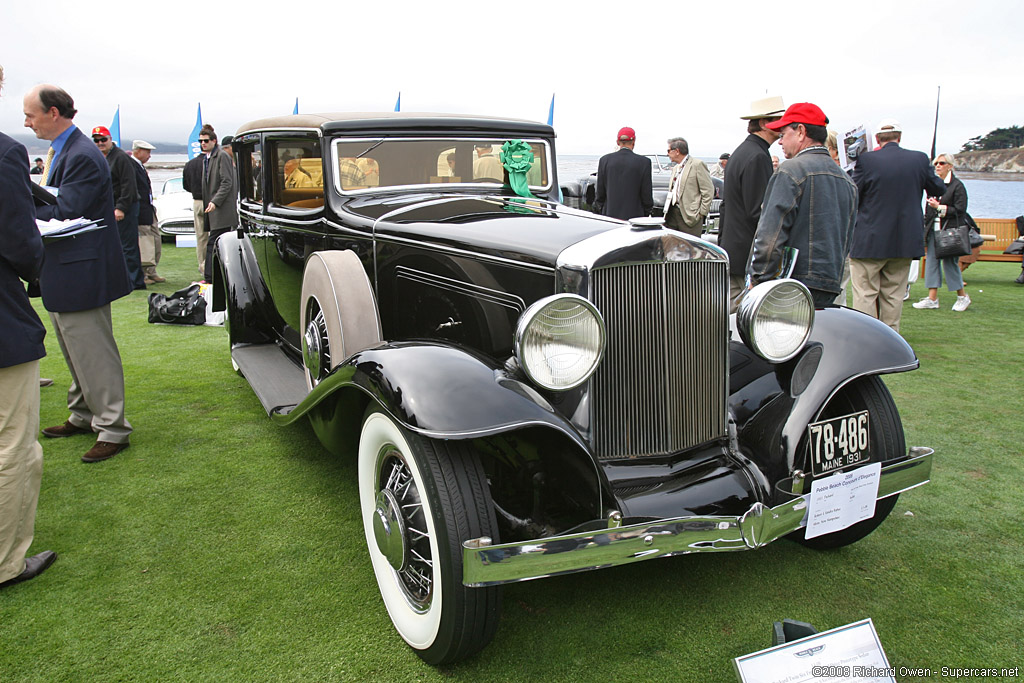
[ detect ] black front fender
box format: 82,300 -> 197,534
734,307 -> 918,481
274,341 -> 592,451
274,341 -> 609,520
783,307 -> 917,464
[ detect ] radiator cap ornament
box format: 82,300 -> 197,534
628,217 -> 664,231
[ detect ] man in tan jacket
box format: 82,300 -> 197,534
664,137 -> 714,237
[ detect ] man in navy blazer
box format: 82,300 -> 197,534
23,84 -> 134,463
0,66 -> 57,589
595,127 -> 653,221
849,119 -> 945,333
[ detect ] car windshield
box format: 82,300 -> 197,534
162,177 -> 184,194
646,155 -> 675,172
330,137 -> 551,193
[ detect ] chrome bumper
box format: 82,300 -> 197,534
462,446 -> 933,587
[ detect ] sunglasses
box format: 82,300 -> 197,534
934,161 -> 947,167
92,136 -> 109,143
199,138 -> 212,143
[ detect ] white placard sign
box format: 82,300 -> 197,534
734,618 -> 894,683
805,463 -> 881,540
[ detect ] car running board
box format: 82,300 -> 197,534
231,343 -> 309,416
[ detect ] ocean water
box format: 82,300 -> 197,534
560,155 -> 1023,219
146,153 -> 1023,219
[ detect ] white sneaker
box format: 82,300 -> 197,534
912,298 -> 939,309
952,295 -> 971,312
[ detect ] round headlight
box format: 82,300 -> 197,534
737,279 -> 814,362
514,294 -> 606,391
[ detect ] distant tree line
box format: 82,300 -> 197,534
960,125 -> 1024,152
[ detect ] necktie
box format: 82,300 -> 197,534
203,154 -> 209,184
40,147 -> 55,185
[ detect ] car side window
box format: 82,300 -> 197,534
270,138 -> 324,209
240,141 -> 262,204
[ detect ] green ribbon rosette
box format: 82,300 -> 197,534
500,139 -> 536,199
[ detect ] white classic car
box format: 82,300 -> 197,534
153,177 -> 195,237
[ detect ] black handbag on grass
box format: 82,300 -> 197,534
934,224 -> 972,259
147,284 -> 207,325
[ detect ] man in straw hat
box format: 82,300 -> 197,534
720,95 -> 785,312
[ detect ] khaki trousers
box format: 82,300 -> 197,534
138,220 -> 162,276
850,257 -> 912,333
49,305 -> 132,444
193,199 -> 209,276
0,360 -> 43,583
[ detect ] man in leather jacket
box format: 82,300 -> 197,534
747,103 -> 857,307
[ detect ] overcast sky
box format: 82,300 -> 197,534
2,0 -> 1020,158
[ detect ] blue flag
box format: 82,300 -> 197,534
110,106 -> 121,148
187,103 -> 203,160
394,92 -> 401,112
547,94 -> 555,127
293,97 -> 299,115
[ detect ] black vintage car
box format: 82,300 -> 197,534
215,113 -> 933,665
560,153 -> 723,229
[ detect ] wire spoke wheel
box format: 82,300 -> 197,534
358,410 -> 501,665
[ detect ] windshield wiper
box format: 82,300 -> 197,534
356,139 -> 385,159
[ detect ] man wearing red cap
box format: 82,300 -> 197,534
746,103 -> 858,307
594,127 -> 653,221
92,125 -> 144,290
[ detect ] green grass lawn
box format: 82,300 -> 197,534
2,244 -> 1022,682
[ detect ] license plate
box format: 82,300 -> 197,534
807,410 -> 870,477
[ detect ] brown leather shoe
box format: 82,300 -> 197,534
42,421 -> 91,438
149,274 -> 166,283
81,441 -> 129,463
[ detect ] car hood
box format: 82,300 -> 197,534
360,195 -> 630,269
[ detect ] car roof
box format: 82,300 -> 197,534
235,112 -> 554,138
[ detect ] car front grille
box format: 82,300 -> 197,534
589,260 -> 729,459
158,220 -> 196,236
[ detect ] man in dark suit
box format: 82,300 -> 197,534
131,140 -> 164,284
0,66 -> 57,589
720,95 -> 786,313
198,124 -> 238,282
23,83 -> 134,463
181,153 -> 207,277
849,119 -> 946,333
594,127 -> 653,221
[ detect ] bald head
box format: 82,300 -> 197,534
23,84 -> 76,141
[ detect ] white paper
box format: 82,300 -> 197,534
805,463 -> 881,540
36,217 -> 103,237
734,618 -> 894,683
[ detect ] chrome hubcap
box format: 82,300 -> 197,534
373,490 -> 407,570
302,298 -> 330,385
377,448 -> 433,612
